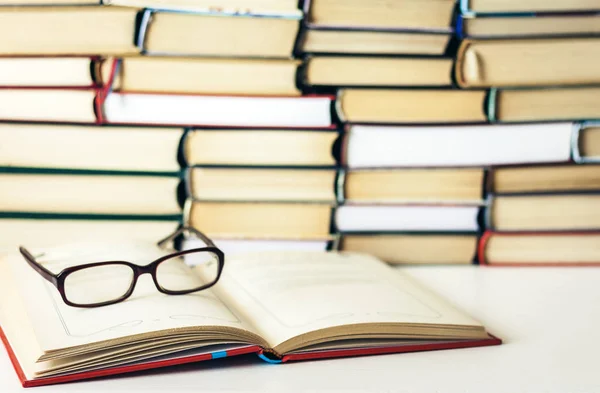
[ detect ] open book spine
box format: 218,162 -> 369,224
478,230 -> 600,266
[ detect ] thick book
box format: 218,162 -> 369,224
459,0 -> 600,15
455,38 -> 600,88
488,164 -> 600,195
340,233 -> 479,265
336,87 -> 600,124
0,56 -> 301,96
183,128 -> 339,167
184,200 -> 333,241
340,124 -> 574,168
0,172 -> 182,217
0,6 -> 300,57
299,0 -> 453,55
303,56 -> 453,88
340,168 -> 485,205
335,204 -> 481,233
186,167 -> 338,204
479,231 -> 600,266
0,248 -> 500,387
458,13 -> 600,39
0,123 -> 183,174
0,88 -> 334,128
486,193 -> 600,232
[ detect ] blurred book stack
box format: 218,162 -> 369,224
457,0 -> 600,266
1,0 -> 599,266
0,0 -> 339,253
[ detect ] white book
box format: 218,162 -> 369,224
336,205 -> 480,232
344,123 -> 574,168
184,238 -> 329,255
104,93 -> 333,128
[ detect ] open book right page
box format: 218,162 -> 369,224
209,251 -> 489,355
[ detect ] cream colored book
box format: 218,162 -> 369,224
0,173 -> 181,216
0,248 -> 498,386
489,194 -> 600,231
185,200 -> 333,240
0,6 -> 300,57
456,38 -> 600,88
343,168 -> 484,204
0,123 -> 182,173
341,234 -> 478,265
305,56 -> 453,87
187,167 -> 337,203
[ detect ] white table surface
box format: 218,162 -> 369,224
1,265 -> 599,392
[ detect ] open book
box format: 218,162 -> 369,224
0,245 -> 500,387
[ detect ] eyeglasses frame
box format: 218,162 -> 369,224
18,226 -> 224,308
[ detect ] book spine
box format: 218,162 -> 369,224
477,230 -> 493,265
573,121 -> 600,164
335,168 -> 346,205
486,88 -> 498,123
135,9 -> 154,55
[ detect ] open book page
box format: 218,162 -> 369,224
210,251 -> 486,353
5,242 -> 263,356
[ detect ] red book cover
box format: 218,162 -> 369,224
1,325 -> 500,388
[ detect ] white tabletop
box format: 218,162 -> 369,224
2,265 -> 599,392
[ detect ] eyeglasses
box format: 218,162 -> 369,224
19,227 -> 224,308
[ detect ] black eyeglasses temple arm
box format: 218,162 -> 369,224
157,226 -> 217,249
19,246 -> 56,283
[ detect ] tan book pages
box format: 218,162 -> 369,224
339,89 -> 487,123
188,202 -> 332,239
496,87 -> 600,122
213,251 -> 487,354
184,130 -> 337,166
308,0 -> 455,29
580,127 -> 600,158
492,165 -> 600,194
457,38 -> 600,87
345,168 -> 484,203
306,57 -> 452,86
189,168 -> 337,203
0,0 -> 98,3
0,174 -> 181,215
463,15 -> 600,38
0,57 -> 94,87
469,0 -> 599,13
0,124 -> 182,172
492,194 -> 600,231
109,57 -> 300,95
485,234 -> 600,265
341,234 -> 477,265
301,30 -> 450,55
111,0 -> 301,14
145,13 -> 299,57
0,89 -> 96,123
0,7 -> 139,55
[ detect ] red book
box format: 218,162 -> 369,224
0,250 -> 500,387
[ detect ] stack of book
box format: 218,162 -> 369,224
1,0 -> 598,265
0,1 -> 340,253
457,0 -> 600,266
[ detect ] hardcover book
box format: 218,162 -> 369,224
0,248 -> 500,387
479,231 -> 600,266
